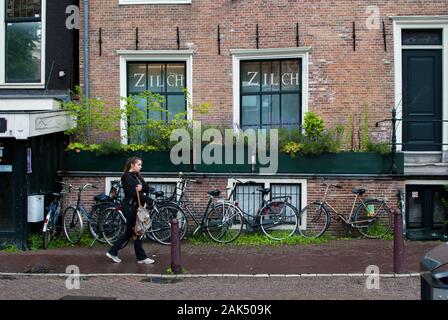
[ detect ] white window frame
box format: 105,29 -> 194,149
118,50 -> 194,144
230,47 -> 310,129
392,16 -> 448,153
0,0 -> 46,88
105,176 -> 179,195
119,0 -> 191,4
227,178 -> 307,230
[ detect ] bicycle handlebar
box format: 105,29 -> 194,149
79,184 -> 98,191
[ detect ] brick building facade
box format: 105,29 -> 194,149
62,1 -> 448,240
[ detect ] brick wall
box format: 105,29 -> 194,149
79,0 -> 447,144
307,178 -> 404,236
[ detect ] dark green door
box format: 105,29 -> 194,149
402,50 -> 442,151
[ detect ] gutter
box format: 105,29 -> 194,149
84,0 -> 89,99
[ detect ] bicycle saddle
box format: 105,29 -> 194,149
154,191 -> 165,198
257,188 -> 271,195
207,190 -> 221,197
94,193 -> 112,203
352,188 -> 366,195
51,193 -> 61,198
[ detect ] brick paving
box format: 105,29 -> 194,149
0,276 -> 421,300
0,239 -> 441,275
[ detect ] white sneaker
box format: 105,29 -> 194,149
106,252 -> 122,263
137,258 -> 155,264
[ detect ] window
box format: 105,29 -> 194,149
127,61 -> 186,143
4,0 -> 43,83
106,178 -> 176,201
402,29 -> 443,46
232,182 -> 302,223
240,59 -> 302,129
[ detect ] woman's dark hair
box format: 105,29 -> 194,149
123,157 -> 142,173
123,157 -> 146,185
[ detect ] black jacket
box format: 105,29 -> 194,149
121,171 -> 149,205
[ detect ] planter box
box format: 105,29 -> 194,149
67,150 -> 404,175
273,152 -> 404,174
67,151 -> 191,172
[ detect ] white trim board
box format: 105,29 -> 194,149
392,18 -> 448,152
231,47 -> 310,128
405,180 -> 448,185
119,0 -> 191,4
0,0 -> 46,88
118,50 -> 194,144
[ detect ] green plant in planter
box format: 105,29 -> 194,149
95,140 -> 123,156
122,89 -> 211,150
303,112 -> 324,138
360,102 -> 370,152
281,141 -> 303,157
66,142 -> 99,153
366,141 -> 391,156
62,86 -> 123,145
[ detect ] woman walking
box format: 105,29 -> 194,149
106,157 -> 155,264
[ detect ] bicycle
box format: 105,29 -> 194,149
42,181 -> 72,249
227,179 -> 299,241
151,172 -> 243,244
62,183 -> 119,245
98,180 -> 128,247
298,180 -> 392,238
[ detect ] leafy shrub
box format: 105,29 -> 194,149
303,112 -> 325,138
95,140 -> 123,156
366,142 -> 391,156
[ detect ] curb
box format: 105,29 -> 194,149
0,272 -> 422,278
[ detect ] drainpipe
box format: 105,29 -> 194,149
84,0 -> 89,99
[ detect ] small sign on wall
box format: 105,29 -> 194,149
0,165 -> 12,172
412,191 -> 419,198
26,148 -> 32,174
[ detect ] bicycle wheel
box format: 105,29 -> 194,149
353,199 -> 392,239
298,202 -> 330,238
101,207 -> 127,247
150,203 -> 188,245
63,206 -> 83,244
88,207 -> 106,244
205,202 -> 243,243
260,201 -> 298,241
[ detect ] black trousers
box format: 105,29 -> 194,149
108,201 -> 148,261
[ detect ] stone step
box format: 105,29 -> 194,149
404,162 -> 448,175
404,152 -> 442,164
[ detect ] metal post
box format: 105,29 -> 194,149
393,208 -> 405,274
391,108 -> 398,174
170,218 -> 182,274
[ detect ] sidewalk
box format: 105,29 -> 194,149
0,239 -> 441,275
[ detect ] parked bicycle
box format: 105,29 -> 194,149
62,183 -> 121,245
298,180 -> 392,238
227,179 -> 299,241
150,172 -> 243,244
98,180 -> 128,247
42,181 -> 72,249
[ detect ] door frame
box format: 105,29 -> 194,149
392,16 -> 448,153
